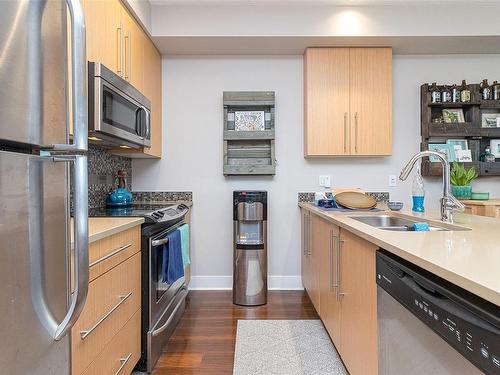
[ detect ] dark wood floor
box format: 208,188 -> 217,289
152,290 -> 318,374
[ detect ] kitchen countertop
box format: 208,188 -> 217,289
71,217 -> 145,245
299,202 -> 500,307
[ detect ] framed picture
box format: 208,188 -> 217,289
234,111 -> 265,131
456,149 -> 473,162
442,108 -> 465,123
490,139 -> 500,158
445,139 -> 467,161
481,113 -> 500,128
428,143 -> 452,162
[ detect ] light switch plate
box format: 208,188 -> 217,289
319,175 -> 331,188
389,175 -> 397,187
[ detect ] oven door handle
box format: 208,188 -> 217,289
151,237 -> 169,247
152,287 -> 188,337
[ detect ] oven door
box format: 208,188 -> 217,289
148,222 -> 186,325
92,76 -> 151,147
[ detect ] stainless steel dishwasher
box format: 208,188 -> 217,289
376,250 -> 500,375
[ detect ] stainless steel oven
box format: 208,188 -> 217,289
88,62 -> 151,148
136,206 -> 190,373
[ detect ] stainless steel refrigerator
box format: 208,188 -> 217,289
0,1 -> 89,374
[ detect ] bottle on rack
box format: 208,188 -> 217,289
481,79 -> 492,100
441,85 -> 452,103
430,82 -> 441,103
492,80 -> 500,100
412,162 -> 425,214
451,84 -> 461,103
460,80 -> 471,102
480,146 -> 496,163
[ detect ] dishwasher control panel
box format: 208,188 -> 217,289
377,251 -> 500,375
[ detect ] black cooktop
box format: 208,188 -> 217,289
89,203 -> 189,224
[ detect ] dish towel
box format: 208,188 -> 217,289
161,229 -> 184,284
178,224 -> 190,268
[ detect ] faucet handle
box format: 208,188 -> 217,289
444,193 -> 465,211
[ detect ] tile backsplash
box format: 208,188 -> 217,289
298,191 -> 390,203
88,145 -> 132,208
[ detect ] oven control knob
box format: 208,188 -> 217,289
156,211 -> 165,217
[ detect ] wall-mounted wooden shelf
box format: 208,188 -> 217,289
223,91 -> 276,176
421,83 -> 500,177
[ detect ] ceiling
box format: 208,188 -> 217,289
150,0 -> 499,5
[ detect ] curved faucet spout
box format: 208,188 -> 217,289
399,150 -> 464,223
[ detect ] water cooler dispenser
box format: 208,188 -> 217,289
233,191 -> 267,306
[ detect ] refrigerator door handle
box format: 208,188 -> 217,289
50,0 -> 88,152
53,155 -> 89,340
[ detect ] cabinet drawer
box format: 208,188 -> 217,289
72,252 -> 141,375
89,226 -> 141,282
81,309 -> 141,375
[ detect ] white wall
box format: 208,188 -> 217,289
124,0 -> 152,33
132,54 -> 500,289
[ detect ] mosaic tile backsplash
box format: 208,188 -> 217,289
298,191 -> 390,203
132,191 -> 193,203
88,145 -> 132,208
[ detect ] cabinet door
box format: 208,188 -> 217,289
122,7 -> 145,93
339,229 -> 378,375
319,219 -> 341,346
308,213 -> 324,312
349,48 -> 392,156
304,48 -> 350,156
82,0 -> 122,76
300,209 -> 311,293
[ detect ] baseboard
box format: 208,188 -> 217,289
188,275 -> 303,290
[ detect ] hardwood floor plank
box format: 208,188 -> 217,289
151,290 -> 318,374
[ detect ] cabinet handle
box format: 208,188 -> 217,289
336,238 -> 345,301
114,353 -> 132,375
354,112 -> 359,153
331,234 -> 339,290
80,292 -> 132,340
89,243 -> 132,267
307,213 -> 312,256
343,112 -> 348,153
117,26 -> 123,76
302,213 -> 307,256
124,31 -> 131,80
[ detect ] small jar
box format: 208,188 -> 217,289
492,80 -> 500,100
460,80 -> 471,102
430,82 -> 441,103
481,79 -> 492,100
441,85 -> 452,103
451,84 -> 461,103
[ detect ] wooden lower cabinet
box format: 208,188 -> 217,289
72,238 -> 141,375
318,217 -> 341,346
301,209 -> 378,375
339,229 -> 378,375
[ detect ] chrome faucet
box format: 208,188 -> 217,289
400,151 -> 464,223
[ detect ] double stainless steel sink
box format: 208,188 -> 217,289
350,214 -> 470,232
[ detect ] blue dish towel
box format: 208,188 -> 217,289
161,229 -> 184,284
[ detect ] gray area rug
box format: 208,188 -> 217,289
233,320 -> 348,375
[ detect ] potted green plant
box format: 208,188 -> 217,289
450,162 -> 478,200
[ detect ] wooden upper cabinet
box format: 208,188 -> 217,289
82,0 -> 123,76
304,47 -> 392,157
304,48 -> 350,156
122,7 -> 145,93
349,48 -> 392,156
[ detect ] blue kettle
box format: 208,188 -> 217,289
106,170 -> 132,207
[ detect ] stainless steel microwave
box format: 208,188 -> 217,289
88,62 -> 151,148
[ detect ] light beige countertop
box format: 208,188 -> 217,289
299,202 -> 500,307
71,217 -> 144,244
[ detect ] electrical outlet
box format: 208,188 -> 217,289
389,175 -> 397,187
319,175 -> 332,188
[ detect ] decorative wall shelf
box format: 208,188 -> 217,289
223,91 -> 276,176
420,83 -> 500,177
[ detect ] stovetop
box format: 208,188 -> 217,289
89,202 -> 189,224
